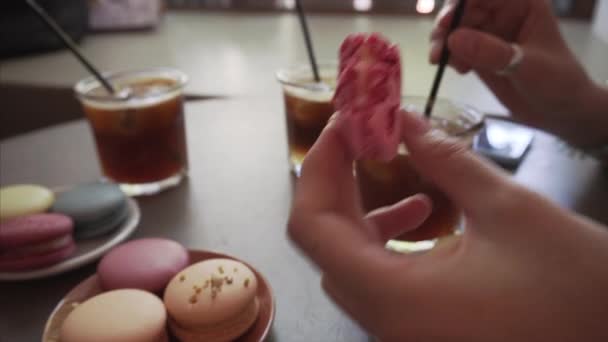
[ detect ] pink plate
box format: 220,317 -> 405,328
42,249 -> 275,342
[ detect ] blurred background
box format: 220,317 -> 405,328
0,0 -> 606,139
167,0 -> 597,17
0,0 -> 601,58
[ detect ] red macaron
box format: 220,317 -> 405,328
0,213 -> 76,272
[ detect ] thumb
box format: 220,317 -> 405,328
448,28 -> 515,73
400,111 -> 511,212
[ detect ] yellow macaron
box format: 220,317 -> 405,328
0,184 -> 55,221
61,289 -> 168,342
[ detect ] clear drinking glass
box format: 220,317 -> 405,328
276,63 -> 337,176
75,68 -> 189,196
355,96 -> 484,252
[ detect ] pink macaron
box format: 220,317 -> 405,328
0,213 -> 76,272
97,238 -> 189,293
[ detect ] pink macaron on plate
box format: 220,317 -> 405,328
43,249 -> 275,342
0,192 -> 140,281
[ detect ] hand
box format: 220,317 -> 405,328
288,112 -> 608,341
430,0 -> 608,147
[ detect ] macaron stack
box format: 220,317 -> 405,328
59,238 -> 261,342
0,182 -> 129,272
0,184 -> 55,221
0,214 -> 75,272
0,185 -> 74,272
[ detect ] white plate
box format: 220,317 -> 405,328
0,197 -> 140,281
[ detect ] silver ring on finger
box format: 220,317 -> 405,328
496,44 -> 524,77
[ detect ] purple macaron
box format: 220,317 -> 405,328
97,238 -> 189,293
0,213 -> 76,272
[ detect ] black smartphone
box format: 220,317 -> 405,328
473,117 -> 534,168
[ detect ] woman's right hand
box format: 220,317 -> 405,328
430,0 -> 608,147
288,111 -> 608,341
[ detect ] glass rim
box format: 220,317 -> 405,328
74,67 -> 188,103
400,95 -> 485,136
276,61 -> 338,91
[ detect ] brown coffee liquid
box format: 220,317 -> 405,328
283,92 -> 335,165
356,154 -> 460,242
83,78 -> 187,184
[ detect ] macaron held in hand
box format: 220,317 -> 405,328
333,33 -> 403,162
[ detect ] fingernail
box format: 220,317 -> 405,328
437,3 -> 455,26
410,193 -> 433,212
430,40 -> 442,63
425,127 -> 449,141
402,111 -> 431,137
430,28 -> 444,41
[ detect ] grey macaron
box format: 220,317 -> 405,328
52,183 -> 128,240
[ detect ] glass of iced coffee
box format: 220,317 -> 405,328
277,63 -> 337,176
75,68 -> 189,196
356,96 -> 484,252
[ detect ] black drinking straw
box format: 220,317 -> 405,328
295,0 -> 321,83
424,0 -> 467,117
24,0 -> 116,96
